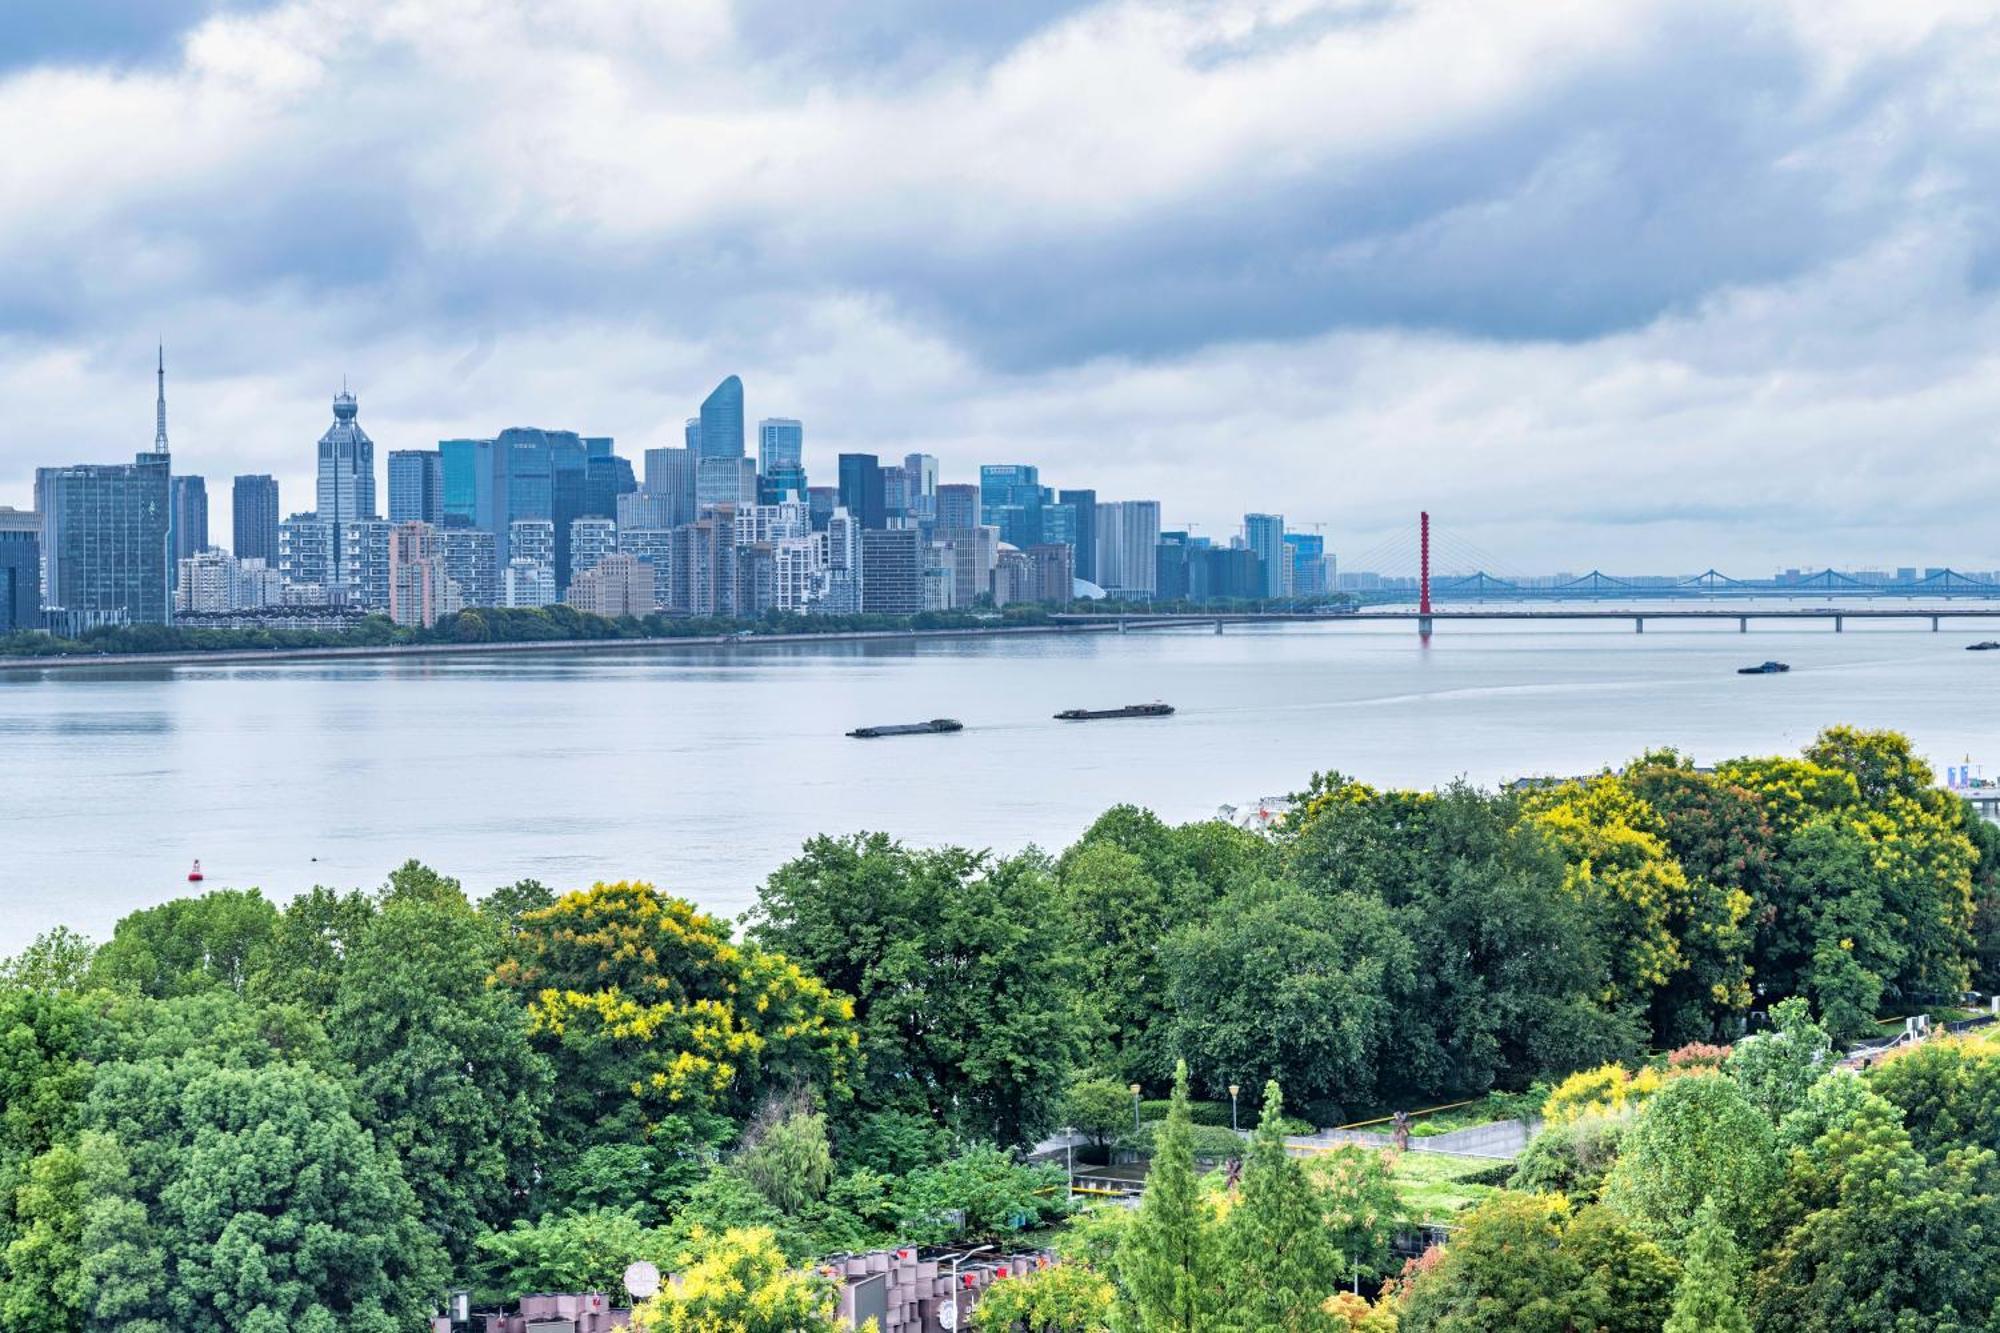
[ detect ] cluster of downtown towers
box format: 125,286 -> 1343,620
1,364 -> 1334,634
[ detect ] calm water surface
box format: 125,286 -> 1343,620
1,615 -> 1992,950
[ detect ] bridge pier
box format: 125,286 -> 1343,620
1214,619 -> 1224,635
1834,615 -> 1843,633
1634,617 -> 1644,633
1739,617 -> 1748,632
1933,615 -> 1941,631
1417,616 -> 1433,636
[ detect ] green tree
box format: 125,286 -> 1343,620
732,1098 -> 835,1218
1066,1075 -> 1137,1153
1508,1116 -> 1625,1202
1869,1034 -> 2000,1161
1725,996 -> 1832,1122
329,886 -> 551,1264
0,929 -> 96,995
78,1057 -> 446,1332
750,837 -> 1088,1145
1159,881 -> 1417,1119
893,1146 -> 1070,1248
1662,1200 -> 1749,1333
89,889 -> 279,999
1221,1082 -> 1340,1332
972,1261 -> 1115,1332
1114,1062 -> 1219,1333
475,1208 -> 675,1301
630,1227 -> 844,1332
1602,1074 -> 1779,1250
0,1142 -> 86,1333
246,885 -> 374,1012
1306,1146 -> 1403,1284
1396,1194 -> 1593,1333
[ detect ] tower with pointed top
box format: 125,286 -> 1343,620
154,344 -> 169,454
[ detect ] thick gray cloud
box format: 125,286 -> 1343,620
4,0 -> 2000,572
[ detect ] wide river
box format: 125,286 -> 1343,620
2,613 -> 1994,951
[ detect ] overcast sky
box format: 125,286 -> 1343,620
3,0 -> 1998,573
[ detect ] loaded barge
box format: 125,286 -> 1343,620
1054,703 -> 1175,721
847,718 -> 964,739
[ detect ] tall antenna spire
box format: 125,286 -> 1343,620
153,343 -> 169,454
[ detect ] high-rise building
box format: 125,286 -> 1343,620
1283,532 -> 1327,597
806,485 -> 838,533
503,558 -> 556,608
0,507 -> 40,631
937,483 -> 980,532
439,426 -> 595,583
773,535 -> 826,612
341,519 -> 392,610
568,551 -> 655,618
1155,530 -> 1193,602
387,449 -> 445,525
819,509 -> 863,613
35,452 -> 173,627
1057,488 -> 1096,583
618,527 -> 672,599
732,502 -> 810,546
509,518 -> 555,570
1244,513 -> 1286,599
439,527 -> 498,607
697,375 -> 745,462
278,514 -> 336,601
737,543 -> 778,617
169,475 -> 209,575
569,516 -> 618,580
880,464 -> 911,527
232,474 -> 280,563
934,526 -> 997,608
697,456 -> 757,511
617,492 -> 676,531
668,512 -> 735,616
1192,546 -> 1262,602
389,522 -> 447,628
316,388 -> 378,585
837,454 -> 886,529
584,445 -> 636,519
175,549 -> 281,614
1027,543 -> 1075,604
758,418 -> 806,503
979,464 -> 1043,546
643,446 -> 698,527
860,528 -> 923,615
991,546 -> 1034,607
902,454 -> 939,525
1094,500 -> 1161,598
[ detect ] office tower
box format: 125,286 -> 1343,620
759,418 -> 806,503
1283,532 -> 1327,597
569,516 -> 618,580
35,452 -> 172,627
584,447 -> 636,518
232,474 -> 280,562
1057,488 -> 1096,582
340,520 -> 392,609
1094,500 -> 1161,598
902,454 -> 938,524
880,464 -> 910,526
979,464 -> 1044,546
1040,500 -> 1077,551
1155,531 -> 1192,601
936,483 -> 980,532
169,475 -> 209,571
278,514 -> 336,600
387,449 -> 445,525
1192,546 -> 1262,601
617,492 -> 675,531
389,522 -> 446,628
642,446 -> 698,527
568,552 -> 655,618
697,456 -> 757,511
1244,513 -> 1286,598
439,527 -> 498,607
684,418 -> 701,452
503,558 -> 556,608
860,528 -> 923,615
1027,543 -> 1075,603
934,525 -> 998,608
806,485 -> 837,533
697,375 -> 744,462
0,507 -> 39,631
837,453 -> 886,529
316,388 -> 377,585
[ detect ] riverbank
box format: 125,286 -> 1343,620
0,618 -> 1119,672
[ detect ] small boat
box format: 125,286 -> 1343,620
1969,642 -> 2000,651
187,859 -> 205,882
847,718 -> 964,739
1737,661 -> 1791,675
1055,703 -> 1176,721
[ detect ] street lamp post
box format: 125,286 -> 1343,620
1130,1083 -> 1143,1133
945,1244 -> 995,1331
1228,1084 -> 1241,1133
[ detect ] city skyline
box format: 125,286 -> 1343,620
5,3 -> 2000,569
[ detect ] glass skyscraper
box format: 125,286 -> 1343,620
36,452 -> 173,626
232,474 -> 280,563
838,453 -> 886,529
758,418 -> 806,503
169,474 -> 209,569
316,388 -> 377,584
388,450 -> 444,525
698,376 -> 744,461
1244,513 -> 1286,598
1057,487 -> 1096,583
0,506 -> 39,631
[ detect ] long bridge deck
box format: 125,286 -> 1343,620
1055,607 -> 2000,631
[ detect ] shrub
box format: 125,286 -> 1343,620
1509,1116 -> 1627,1202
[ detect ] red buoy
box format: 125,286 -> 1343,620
187,859 -> 204,883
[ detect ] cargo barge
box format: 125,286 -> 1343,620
1054,703 -> 1176,721
847,718 -> 964,739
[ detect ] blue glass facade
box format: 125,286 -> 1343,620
758,418 -> 806,502
1244,513 -> 1286,597
698,376 -> 744,461
35,452 -> 173,625
232,474 -> 280,562
0,508 -> 38,631
838,453 -> 886,529
388,450 -> 444,525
